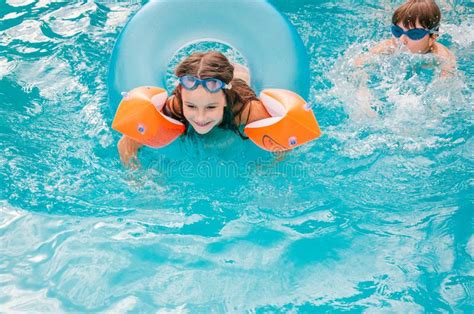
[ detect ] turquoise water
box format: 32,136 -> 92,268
1,0 -> 473,312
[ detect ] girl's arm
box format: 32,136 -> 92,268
232,62 -> 251,85
117,135 -> 142,168
235,100 -> 271,125
117,97 -> 179,168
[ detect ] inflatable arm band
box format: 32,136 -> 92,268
111,86 -> 185,148
244,89 -> 321,152
112,87 -> 320,151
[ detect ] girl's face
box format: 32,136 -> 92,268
395,21 -> 436,54
181,86 -> 226,134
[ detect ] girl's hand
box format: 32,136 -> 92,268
117,135 -> 142,168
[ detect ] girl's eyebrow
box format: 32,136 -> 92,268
184,101 -> 219,106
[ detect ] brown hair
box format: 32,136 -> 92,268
165,51 -> 258,138
392,0 -> 441,31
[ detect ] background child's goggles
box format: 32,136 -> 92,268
179,76 -> 230,93
391,25 -> 437,40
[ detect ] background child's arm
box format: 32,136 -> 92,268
433,43 -> 456,78
354,39 -> 395,67
351,39 -> 396,117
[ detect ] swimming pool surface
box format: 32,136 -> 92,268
1,0 -> 473,312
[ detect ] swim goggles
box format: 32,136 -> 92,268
178,75 -> 232,93
391,24 -> 438,41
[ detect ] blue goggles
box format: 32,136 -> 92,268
391,24 -> 438,41
178,75 -> 231,93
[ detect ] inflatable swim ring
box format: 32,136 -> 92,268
107,0 -> 310,112
109,0 -> 321,152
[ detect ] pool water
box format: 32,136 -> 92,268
1,0 -> 473,312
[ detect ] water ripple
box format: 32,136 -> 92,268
0,0 -> 472,311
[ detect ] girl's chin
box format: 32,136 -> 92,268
192,122 -> 214,134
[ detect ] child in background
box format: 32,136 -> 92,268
356,0 -> 456,77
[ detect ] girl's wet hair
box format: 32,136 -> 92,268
392,0 -> 441,31
167,51 -> 258,139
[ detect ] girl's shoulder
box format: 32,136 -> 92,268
235,99 -> 271,126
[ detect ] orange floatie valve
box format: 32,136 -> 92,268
244,89 -> 322,152
111,86 -> 185,148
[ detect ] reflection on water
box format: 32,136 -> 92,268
0,0 -> 472,312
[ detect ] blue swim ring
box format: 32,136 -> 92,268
107,0 -> 310,112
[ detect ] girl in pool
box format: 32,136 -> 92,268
356,0 -> 456,77
117,51 -> 272,167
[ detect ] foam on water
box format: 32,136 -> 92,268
326,45 -> 469,158
0,0 -> 472,312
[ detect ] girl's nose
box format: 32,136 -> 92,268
196,110 -> 206,122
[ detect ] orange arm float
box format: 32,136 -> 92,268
111,86 -> 185,148
244,89 -> 322,152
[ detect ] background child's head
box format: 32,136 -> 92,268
393,0 -> 441,30
391,0 -> 441,53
